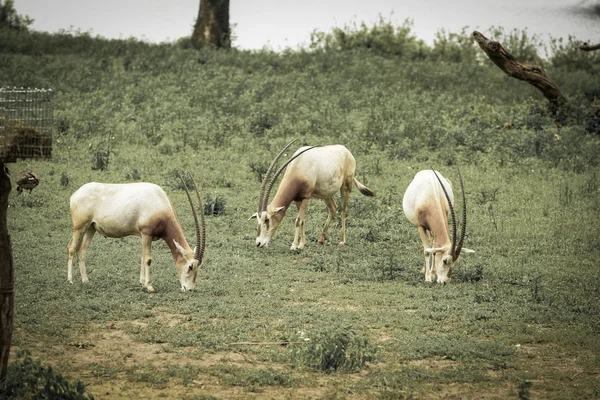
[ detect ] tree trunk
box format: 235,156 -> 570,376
191,0 -> 230,49
0,163 -> 13,380
472,31 -> 567,118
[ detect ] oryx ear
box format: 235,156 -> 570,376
425,247 -> 444,255
249,213 -> 258,220
461,248 -> 475,254
273,206 -> 285,213
173,239 -> 186,255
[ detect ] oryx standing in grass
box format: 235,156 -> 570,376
251,139 -> 375,250
402,169 -> 474,284
67,174 -> 205,292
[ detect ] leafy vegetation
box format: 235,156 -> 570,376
0,351 -> 93,399
290,327 -> 376,373
1,14 -> 599,399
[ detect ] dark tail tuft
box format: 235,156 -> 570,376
354,178 -> 375,197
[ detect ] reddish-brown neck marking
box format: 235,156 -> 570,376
418,206 -> 451,249
271,177 -> 310,210
143,212 -> 191,264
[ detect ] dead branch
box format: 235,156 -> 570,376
472,31 -> 567,116
579,42 -> 600,52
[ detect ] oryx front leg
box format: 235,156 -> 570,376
291,199 -> 311,250
141,235 -> 155,292
418,226 -> 434,282
319,197 -> 337,245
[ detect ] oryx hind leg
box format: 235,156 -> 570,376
339,180 -> 351,245
76,226 -> 96,283
319,197 -> 337,245
67,229 -> 85,284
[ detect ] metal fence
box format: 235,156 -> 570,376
0,87 -> 53,162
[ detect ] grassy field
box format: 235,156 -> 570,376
2,24 -> 600,399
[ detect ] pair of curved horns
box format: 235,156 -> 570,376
257,138 -> 318,213
178,172 -> 206,263
431,168 -> 467,261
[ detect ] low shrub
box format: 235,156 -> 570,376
0,351 -> 94,399
290,327 -> 376,373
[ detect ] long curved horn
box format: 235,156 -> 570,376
187,172 -> 206,263
262,146 -> 319,210
453,168 -> 467,261
178,172 -> 204,263
258,138 -> 299,213
431,169 -> 457,258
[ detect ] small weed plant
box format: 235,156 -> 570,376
290,327 -> 376,373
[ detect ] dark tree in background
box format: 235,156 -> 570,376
191,0 -> 230,49
0,0 -> 33,31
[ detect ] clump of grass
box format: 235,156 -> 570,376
0,351 -> 94,399
204,193 -> 227,216
290,327 -> 376,373
248,161 -> 268,182
125,168 -> 142,181
249,111 -> 278,137
91,148 -> 110,171
518,379 -> 532,400
90,132 -> 116,171
454,264 -> 484,283
18,196 -> 45,208
60,172 -> 69,188
165,169 -> 194,190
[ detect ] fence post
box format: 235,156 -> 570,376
0,87 -> 53,379
0,163 -> 13,380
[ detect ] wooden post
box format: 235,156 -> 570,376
0,162 -> 14,380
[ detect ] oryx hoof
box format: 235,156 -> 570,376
145,285 -> 156,293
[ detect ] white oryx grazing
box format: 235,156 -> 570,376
251,139 -> 375,250
67,174 -> 206,292
402,169 -> 474,284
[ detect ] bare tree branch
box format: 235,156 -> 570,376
578,42 -> 600,51
472,31 -> 567,116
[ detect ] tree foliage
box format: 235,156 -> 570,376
0,0 -> 32,32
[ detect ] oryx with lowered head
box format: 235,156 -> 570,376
67,173 -> 206,292
251,139 -> 375,250
402,169 -> 474,284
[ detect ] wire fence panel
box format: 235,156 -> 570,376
0,87 -> 53,162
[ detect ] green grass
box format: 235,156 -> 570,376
2,25 -> 600,399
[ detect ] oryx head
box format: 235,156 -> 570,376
427,169 -> 475,284
250,138 -> 317,248
175,172 -> 206,291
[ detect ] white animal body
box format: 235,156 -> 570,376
67,180 -> 205,292
402,169 -> 474,284
252,140 -> 375,250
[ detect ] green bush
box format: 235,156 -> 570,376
0,351 -> 94,399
